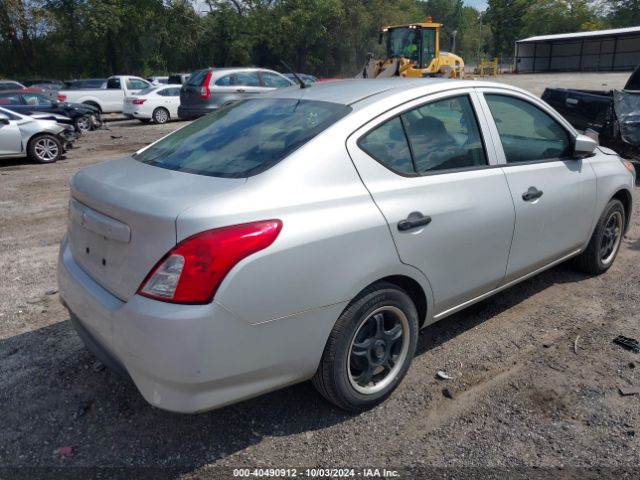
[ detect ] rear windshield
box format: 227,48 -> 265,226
187,70 -> 209,86
135,98 -> 351,178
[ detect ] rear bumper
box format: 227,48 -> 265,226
177,105 -> 215,120
57,236 -> 341,413
122,105 -> 150,120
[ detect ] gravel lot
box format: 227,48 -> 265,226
1,76 -> 639,479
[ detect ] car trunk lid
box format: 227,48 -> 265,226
68,156 -> 246,301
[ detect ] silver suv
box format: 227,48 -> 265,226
177,67 -> 294,119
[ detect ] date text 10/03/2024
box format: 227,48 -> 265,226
232,468 -> 400,478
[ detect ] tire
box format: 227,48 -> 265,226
312,282 -> 419,412
28,134 -> 62,164
90,114 -> 102,130
82,101 -> 101,113
152,107 -> 170,124
573,199 -> 625,274
74,115 -> 92,133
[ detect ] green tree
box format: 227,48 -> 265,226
484,0 -> 528,57
608,0 -> 640,27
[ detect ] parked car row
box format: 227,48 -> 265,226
0,66 -> 312,163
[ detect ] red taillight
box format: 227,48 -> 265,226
138,220 -> 282,304
57,94 -> 66,102
199,71 -> 213,99
132,98 -> 146,105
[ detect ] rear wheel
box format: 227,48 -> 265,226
153,107 -> 170,124
28,134 -> 62,164
573,199 -> 625,274
312,282 -> 418,411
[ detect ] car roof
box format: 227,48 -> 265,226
268,78 -> 526,106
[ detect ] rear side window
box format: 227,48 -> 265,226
485,94 -> 572,163
359,117 -> 413,174
235,72 -> 261,87
135,99 -> 352,178
358,94 -> 487,175
402,95 -> 487,173
106,78 -> 121,89
215,75 -> 236,86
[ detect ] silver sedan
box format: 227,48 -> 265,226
58,79 -> 635,413
0,106 -> 76,163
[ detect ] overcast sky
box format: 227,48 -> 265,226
464,0 -> 488,10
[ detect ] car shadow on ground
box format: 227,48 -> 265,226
0,264 -> 588,476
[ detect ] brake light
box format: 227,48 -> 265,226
132,98 -> 146,105
200,71 -> 213,99
138,220 -> 282,304
57,94 -> 66,102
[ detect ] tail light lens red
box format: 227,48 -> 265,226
57,94 -> 67,102
200,71 -> 213,99
138,220 -> 282,304
132,98 -> 146,105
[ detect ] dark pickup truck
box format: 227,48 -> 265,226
542,66 -> 640,158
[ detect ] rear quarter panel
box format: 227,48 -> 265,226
175,127 -> 433,326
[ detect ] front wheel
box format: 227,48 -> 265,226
28,134 -> 62,164
573,199 -> 625,274
312,282 -> 419,412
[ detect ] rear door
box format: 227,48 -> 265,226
477,89 -> 597,283
347,90 -> 516,317
157,87 -> 181,117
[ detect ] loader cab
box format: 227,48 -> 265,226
380,20 -> 441,69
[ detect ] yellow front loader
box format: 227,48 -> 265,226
358,17 -> 464,79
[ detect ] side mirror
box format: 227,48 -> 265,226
0,113 -> 9,125
573,133 -> 598,158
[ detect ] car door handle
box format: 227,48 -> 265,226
398,212 -> 432,231
522,187 -> 544,201
236,88 -> 246,93
566,98 -> 579,106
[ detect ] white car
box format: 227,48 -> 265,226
123,85 -> 181,124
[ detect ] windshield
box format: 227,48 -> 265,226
135,98 -> 352,178
387,27 -> 420,61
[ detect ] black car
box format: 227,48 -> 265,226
542,65 -> 640,159
0,90 -> 101,132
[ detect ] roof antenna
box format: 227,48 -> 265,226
280,60 -> 307,89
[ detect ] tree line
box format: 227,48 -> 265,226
0,0 -> 638,80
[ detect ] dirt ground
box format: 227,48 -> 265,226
1,75 -> 640,479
